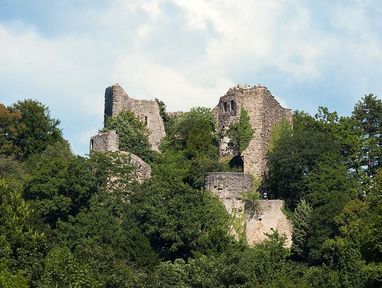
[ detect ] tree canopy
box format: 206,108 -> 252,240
0,94 -> 381,288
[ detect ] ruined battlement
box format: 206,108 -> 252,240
90,130 -> 118,152
246,200 -> 292,247
92,83 -> 291,177
89,130 -> 151,182
91,83 -> 294,247
93,83 -> 291,177
104,84 -> 166,151
214,85 -> 292,177
204,172 -> 292,247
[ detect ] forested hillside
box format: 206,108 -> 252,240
0,96 -> 381,287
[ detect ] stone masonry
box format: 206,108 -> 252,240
104,84 -> 166,151
94,83 -> 291,178
205,172 -> 292,247
246,200 -> 292,247
90,130 -> 119,152
90,130 -> 151,183
205,172 -> 252,214
213,85 -> 292,177
91,83 -> 294,246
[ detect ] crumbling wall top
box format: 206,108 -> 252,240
205,172 -> 253,213
90,130 -> 118,152
104,83 -> 166,151
214,85 -> 292,177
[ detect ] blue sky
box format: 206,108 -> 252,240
1,0 -> 382,155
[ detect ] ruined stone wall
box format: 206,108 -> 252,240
120,152 -> 151,183
205,173 -> 292,247
214,85 -> 292,177
246,200 -> 292,248
205,172 -> 252,214
90,130 -> 119,152
242,87 -> 292,177
90,130 -> 151,182
167,111 -> 185,118
104,84 -> 166,151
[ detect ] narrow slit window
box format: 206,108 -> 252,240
231,100 -> 236,112
90,139 -> 94,151
144,116 -> 148,126
223,102 -> 228,112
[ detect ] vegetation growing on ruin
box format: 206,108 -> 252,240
228,108 -> 254,154
0,95 -> 381,287
103,111 -> 155,162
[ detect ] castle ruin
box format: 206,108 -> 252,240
104,84 -> 166,151
89,84 -> 162,182
213,85 -> 292,177
205,172 -> 292,247
90,83 -> 293,247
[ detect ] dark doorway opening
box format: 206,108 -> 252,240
228,155 -> 244,172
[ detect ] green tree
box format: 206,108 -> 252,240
352,94 -> 382,176
130,180 -> 230,260
0,262 -> 28,288
8,100 -> 63,160
155,98 -> 171,134
160,107 -> 222,189
169,107 -> 218,157
148,259 -> 188,288
321,169 -> 382,287
228,108 -> 254,154
292,199 -> 313,260
265,111 -> 340,208
103,111 -> 154,162
55,190 -> 156,286
304,153 -> 358,263
268,118 -> 293,153
0,104 -> 22,156
323,238 -> 366,288
23,146 -> 96,228
304,265 -> 340,288
146,233 -> 296,288
0,179 -> 46,286
38,246 -> 99,288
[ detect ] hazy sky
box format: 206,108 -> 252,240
1,0 -> 382,155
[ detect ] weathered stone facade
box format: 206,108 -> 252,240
90,83 -> 294,246
93,83 -> 291,178
205,172 -> 292,247
246,200 -> 292,247
90,130 -> 119,152
121,152 -> 151,183
104,84 -> 166,151
90,130 -> 151,183
213,85 -> 292,177
205,172 -> 252,214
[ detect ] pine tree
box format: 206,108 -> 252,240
292,199 -> 312,260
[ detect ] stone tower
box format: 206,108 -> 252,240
104,84 -> 166,151
213,85 -> 292,177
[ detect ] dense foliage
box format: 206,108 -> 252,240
103,111 -> 155,162
0,95 -> 381,287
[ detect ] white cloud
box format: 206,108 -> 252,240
0,0 -> 381,154
173,0 -> 333,79
113,53 -> 233,111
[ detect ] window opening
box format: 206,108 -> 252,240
231,100 -> 236,112
223,102 -> 228,112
